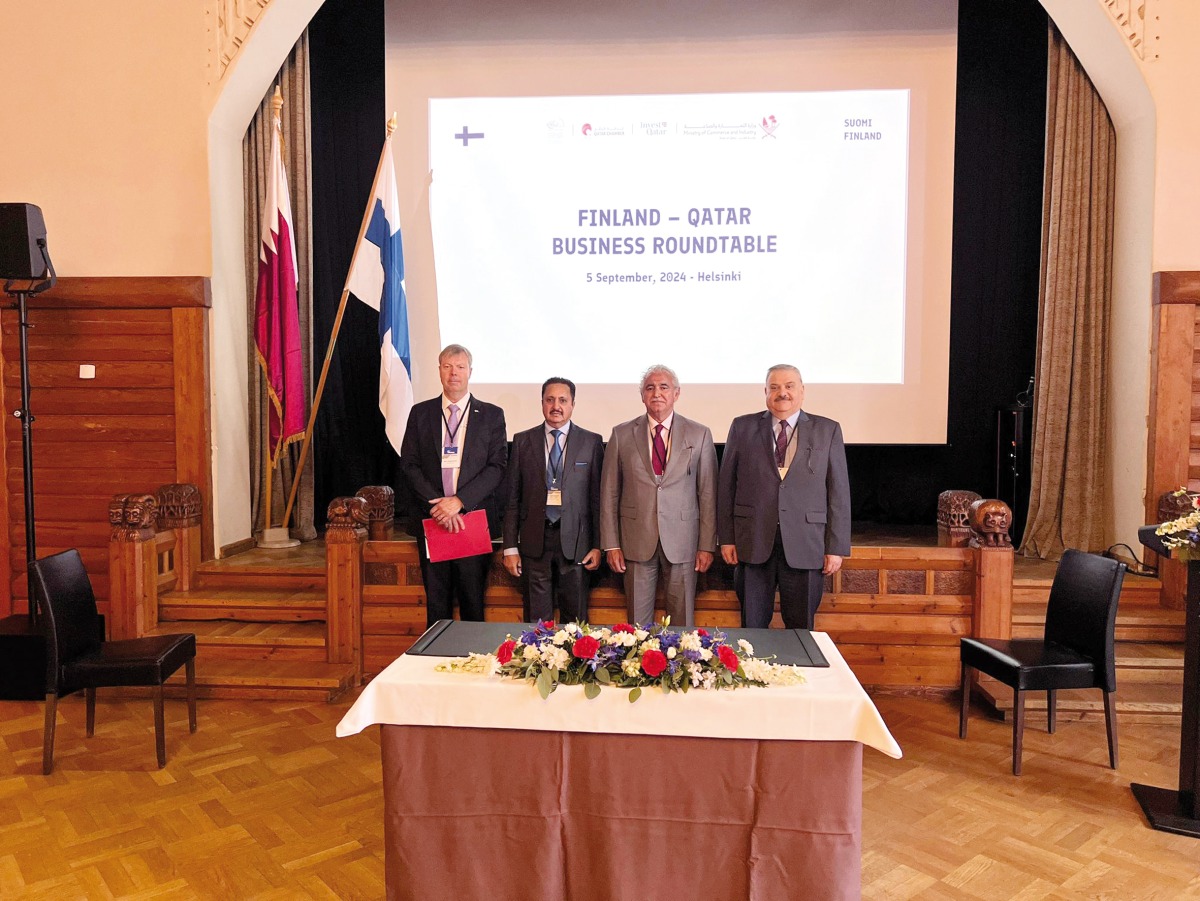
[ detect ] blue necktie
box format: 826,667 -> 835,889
546,429 -> 563,524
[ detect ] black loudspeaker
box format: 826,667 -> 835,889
0,202 -> 49,280
0,614 -> 45,700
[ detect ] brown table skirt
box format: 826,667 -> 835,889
382,724 -> 862,901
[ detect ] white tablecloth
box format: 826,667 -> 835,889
338,631 -> 901,758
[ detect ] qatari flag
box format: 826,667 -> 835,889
253,119 -> 305,464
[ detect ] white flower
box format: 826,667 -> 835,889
738,638 -> 755,656
641,638 -> 661,652
564,623 -> 579,634
622,659 -> 641,677
552,630 -> 569,646
667,646 -> 677,659
699,648 -> 713,661
634,629 -> 649,641
742,658 -> 772,682
687,663 -> 701,687
700,671 -> 717,690
522,644 -> 539,661
680,632 -> 702,652
541,646 -> 569,670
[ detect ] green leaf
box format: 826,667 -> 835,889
628,687 -> 642,704
661,680 -> 672,694
596,667 -> 612,684
584,681 -> 601,700
537,670 -> 553,699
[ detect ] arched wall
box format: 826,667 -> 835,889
207,0 -> 325,550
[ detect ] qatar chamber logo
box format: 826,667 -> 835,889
581,123 -> 593,136
760,114 -> 778,138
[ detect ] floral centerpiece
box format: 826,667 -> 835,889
1156,488 -> 1200,558
436,620 -> 804,702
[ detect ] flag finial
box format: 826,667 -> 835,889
271,86 -> 284,122
387,112 -> 398,137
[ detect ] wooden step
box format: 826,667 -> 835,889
975,677 -> 1182,724
1013,603 -> 1186,643
158,587 -> 326,623
1012,571 -> 1163,608
167,658 -> 354,702
147,621 -> 328,662
1114,641 -> 1185,685
194,563 -> 324,592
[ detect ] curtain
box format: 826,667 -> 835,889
1020,23 -> 1116,559
244,33 -> 317,540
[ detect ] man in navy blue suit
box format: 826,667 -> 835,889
398,344 -> 507,627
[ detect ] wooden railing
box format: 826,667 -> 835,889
107,484 -> 202,640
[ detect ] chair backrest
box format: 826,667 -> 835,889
31,549 -> 102,693
1043,549 -> 1126,691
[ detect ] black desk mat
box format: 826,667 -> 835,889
407,620 -> 829,667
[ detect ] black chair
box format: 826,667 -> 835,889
959,549 -> 1125,775
33,549 -> 197,774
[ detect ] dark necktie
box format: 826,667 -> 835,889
441,403 -> 460,497
546,429 -> 563,524
775,419 -> 789,469
652,423 -> 667,476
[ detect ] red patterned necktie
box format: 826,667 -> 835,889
775,420 -> 789,468
652,423 -> 667,476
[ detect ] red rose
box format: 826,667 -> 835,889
696,628 -> 709,637
541,620 -> 555,630
572,635 -> 600,659
613,623 -> 636,634
641,649 -> 668,677
496,639 -> 516,664
717,645 -> 740,671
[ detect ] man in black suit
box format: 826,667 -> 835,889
398,344 -> 508,627
717,364 -> 851,629
502,378 -> 603,623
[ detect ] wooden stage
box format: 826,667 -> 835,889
141,527 -> 1184,725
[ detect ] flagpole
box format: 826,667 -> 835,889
281,112 -> 398,530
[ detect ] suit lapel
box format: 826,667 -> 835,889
758,411 -> 776,463
634,416 -> 654,477
664,415 -> 691,479
787,413 -> 815,482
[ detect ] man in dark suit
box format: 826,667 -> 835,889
600,365 -> 717,626
717,364 -> 851,629
398,344 -> 507,627
502,378 -> 603,623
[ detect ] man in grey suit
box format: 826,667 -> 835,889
502,378 -> 603,623
718,364 -> 851,629
600,365 -> 717,626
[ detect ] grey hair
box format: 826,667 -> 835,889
640,364 -> 680,390
439,344 -> 474,366
765,364 -> 802,384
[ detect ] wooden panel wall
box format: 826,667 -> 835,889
0,277 -> 211,617
360,540 -> 976,689
1146,271 -> 1200,608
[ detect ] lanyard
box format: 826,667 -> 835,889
441,399 -> 469,445
545,428 -> 565,484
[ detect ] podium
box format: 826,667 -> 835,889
1133,526 -> 1200,838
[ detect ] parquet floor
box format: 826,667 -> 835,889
2,691 -> 1199,899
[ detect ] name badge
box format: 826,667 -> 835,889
546,489 -> 563,506
777,466 -> 789,479
442,446 -> 462,468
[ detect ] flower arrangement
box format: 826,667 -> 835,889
436,620 -> 805,702
1156,488 -> 1200,557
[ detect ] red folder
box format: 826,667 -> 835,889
422,509 -> 493,563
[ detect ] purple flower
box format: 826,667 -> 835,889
658,630 -> 681,650
682,648 -> 702,663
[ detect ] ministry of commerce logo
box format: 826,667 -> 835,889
760,114 -> 778,138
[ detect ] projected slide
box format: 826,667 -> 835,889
428,91 -> 909,385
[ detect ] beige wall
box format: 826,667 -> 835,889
0,1 -> 211,275
0,0 -> 1194,551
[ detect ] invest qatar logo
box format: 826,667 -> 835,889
581,123 -> 592,136
760,114 -> 778,138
